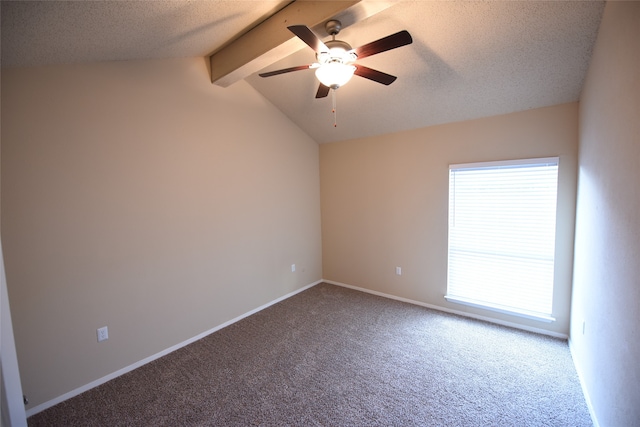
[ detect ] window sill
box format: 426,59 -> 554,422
444,295 -> 555,323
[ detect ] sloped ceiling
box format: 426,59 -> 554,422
1,1 -> 605,144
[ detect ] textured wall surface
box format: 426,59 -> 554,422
320,103 -> 578,337
1,57 -> 322,410
571,2 -> 640,426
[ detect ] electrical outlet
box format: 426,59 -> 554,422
97,326 -> 109,342
396,266 -> 402,276
291,264 -> 296,272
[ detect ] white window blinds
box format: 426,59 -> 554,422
446,158 -> 559,321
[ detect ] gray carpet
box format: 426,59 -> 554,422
28,283 -> 592,426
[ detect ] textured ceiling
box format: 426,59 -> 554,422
1,1 -> 605,144
0,0 -> 289,65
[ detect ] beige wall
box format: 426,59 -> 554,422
1,57 -> 322,409
321,103 -> 578,336
571,2 -> 640,425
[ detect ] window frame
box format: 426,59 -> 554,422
445,157 -> 560,323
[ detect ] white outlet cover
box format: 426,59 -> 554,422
97,326 -> 109,342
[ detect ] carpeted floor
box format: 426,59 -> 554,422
28,283 -> 592,426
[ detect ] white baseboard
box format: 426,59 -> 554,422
568,338 -> 600,427
323,280 -> 568,339
25,279 -> 323,417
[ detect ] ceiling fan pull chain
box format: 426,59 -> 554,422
332,89 -> 337,127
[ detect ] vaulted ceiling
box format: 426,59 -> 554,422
1,1 -> 605,144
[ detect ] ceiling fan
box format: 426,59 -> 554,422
259,20 -> 413,99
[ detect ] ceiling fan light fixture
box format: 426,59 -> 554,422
315,62 -> 356,89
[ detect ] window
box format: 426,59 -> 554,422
446,158 -> 559,322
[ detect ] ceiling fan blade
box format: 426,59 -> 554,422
315,83 -> 330,98
354,65 -> 397,85
259,65 -> 312,78
288,25 -> 329,53
353,30 -> 413,60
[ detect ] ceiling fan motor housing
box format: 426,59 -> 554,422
317,40 -> 356,65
